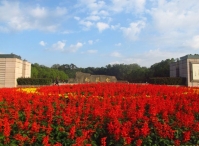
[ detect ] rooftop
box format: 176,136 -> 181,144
180,54 -> 199,60
0,54 -> 21,59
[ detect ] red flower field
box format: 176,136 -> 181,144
0,83 -> 199,145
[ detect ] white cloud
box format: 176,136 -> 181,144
87,49 -> 98,53
30,6 -> 47,18
62,30 -> 73,34
99,10 -> 109,16
110,51 -> 122,57
88,40 -> 93,45
80,20 -> 93,29
121,21 -> 145,41
0,26 -> 9,32
96,22 -> 109,32
123,48 -> 186,67
68,42 -> 83,52
74,16 -> 80,21
185,35 -> 199,50
109,61 -> 120,65
115,43 -> 121,46
52,41 -> 66,51
149,0 -> 199,34
79,0 -> 106,12
111,23 -> 120,30
39,41 -> 46,46
86,15 -> 100,21
55,7 -> 67,16
110,0 -> 146,13
48,41 -> 83,53
0,1 -> 21,21
0,1 -> 66,32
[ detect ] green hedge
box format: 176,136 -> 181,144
17,78 -> 52,85
149,77 -> 186,85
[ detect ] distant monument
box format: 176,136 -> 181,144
170,54 -> 199,87
68,72 -> 117,83
0,54 -> 31,87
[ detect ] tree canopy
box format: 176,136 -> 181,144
31,58 -> 176,83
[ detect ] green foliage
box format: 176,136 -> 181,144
17,78 -> 52,85
149,77 -> 186,85
148,58 -> 175,78
34,58 -> 179,84
31,63 -> 68,81
128,67 -> 148,83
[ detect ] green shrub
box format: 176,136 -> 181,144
17,78 -> 52,85
149,77 -> 186,85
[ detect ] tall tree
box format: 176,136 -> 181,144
149,58 -> 175,77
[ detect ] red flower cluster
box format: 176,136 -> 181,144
0,83 -> 199,145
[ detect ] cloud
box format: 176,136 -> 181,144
30,6 -> 47,18
68,42 -> 83,52
39,41 -> 46,46
110,51 -> 122,57
88,40 -> 93,45
98,10 -> 109,16
55,7 -> 67,16
61,30 -> 74,34
86,15 -> 100,21
0,26 -> 9,32
78,0 -> 106,12
52,41 -> 66,51
79,20 -> 93,30
122,48 -> 186,67
121,21 -> 145,41
48,41 -> 83,52
74,16 -> 80,21
87,49 -> 98,53
109,61 -> 120,65
96,22 -> 109,32
0,1 -> 67,32
115,43 -> 121,46
184,35 -> 199,50
110,0 -> 146,13
149,0 -> 199,34
111,24 -> 120,30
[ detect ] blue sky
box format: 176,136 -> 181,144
0,0 -> 199,68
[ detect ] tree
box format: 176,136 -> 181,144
149,58 -> 175,77
51,64 -> 60,69
31,66 -> 38,78
31,63 -> 68,81
128,67 -> 148,83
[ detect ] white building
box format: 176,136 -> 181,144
0,54 -> 31,87
170,54 -> 199,87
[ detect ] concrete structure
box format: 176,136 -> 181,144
170,54 -> 199,87
0,54 -> 31,87
68,72 -> 117,83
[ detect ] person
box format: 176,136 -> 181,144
55,76 -> 59,85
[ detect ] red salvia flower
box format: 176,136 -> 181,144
136,139 -> 142,146
42,135 -> 50,146
140,122 -> 150,137
101,137 -> 107,146
183,131 -> 191,142
3,117 -> 11,138
69,125 -> 76,139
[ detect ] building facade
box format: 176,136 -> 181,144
0,54 -> 31,87
170,54 -> 199,87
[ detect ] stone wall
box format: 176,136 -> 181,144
69,72 -> 117,83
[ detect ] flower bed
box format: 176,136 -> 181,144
0,83 -> 199,145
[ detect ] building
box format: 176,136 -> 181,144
170,54 -> 199,87
0,54 -> 31,87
